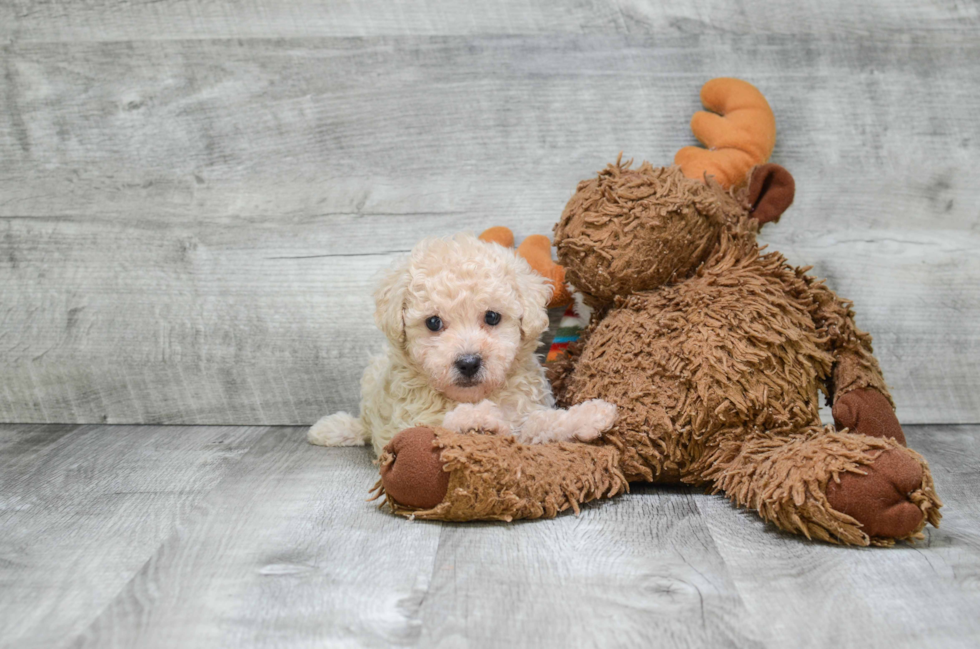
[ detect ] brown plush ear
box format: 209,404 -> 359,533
746,163 -> 795,224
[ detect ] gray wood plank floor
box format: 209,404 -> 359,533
0,423 -> 977,648
2,0 -> 978,426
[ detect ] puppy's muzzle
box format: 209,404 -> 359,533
454,354 -> 482,381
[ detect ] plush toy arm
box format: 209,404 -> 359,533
806,279 -> 905,444
376,426 -> 627,521
807,279 -> 890,403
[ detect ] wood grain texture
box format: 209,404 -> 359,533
0,423 -> 267,649
1,3 -> 979,425
416,489 -> 759,648
73,427 -> 444,649
1,0 -> 975,41
1,423 -> 977,648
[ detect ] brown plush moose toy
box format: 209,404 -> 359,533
375,78 -> 942,546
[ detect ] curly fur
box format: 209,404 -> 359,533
309,233 -> 616,456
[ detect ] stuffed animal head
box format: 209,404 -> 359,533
553,78 -> 795,306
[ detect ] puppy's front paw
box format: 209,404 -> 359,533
568,399 -> 618,442
443,400 -> 512,436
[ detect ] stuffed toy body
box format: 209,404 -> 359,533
375,79 -> 942,546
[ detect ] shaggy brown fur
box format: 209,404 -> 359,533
374,427 -> 628,521
377,160 -> 942,546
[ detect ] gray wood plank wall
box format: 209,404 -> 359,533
1,1 -> 978,425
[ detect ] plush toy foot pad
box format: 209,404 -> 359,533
826,448 -> 926,539
833,388 -> 907,446
378,427 -> 450,509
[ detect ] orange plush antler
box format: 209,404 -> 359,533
478,226 -> 515,249
479,227 -> 572,309
517,235 -> 572,309
674,78 -> 776,189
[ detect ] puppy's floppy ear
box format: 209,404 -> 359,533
512,255 -> 552,344
374,257 -> 411,347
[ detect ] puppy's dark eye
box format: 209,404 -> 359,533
484,311 -> 501,326
425,316 -> 443,332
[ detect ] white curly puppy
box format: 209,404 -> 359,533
308,233 -> 617,456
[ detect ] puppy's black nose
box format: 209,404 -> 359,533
454,354 -> 482,378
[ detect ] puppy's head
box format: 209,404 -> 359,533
375,233 -> 552,403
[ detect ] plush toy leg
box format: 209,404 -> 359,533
702,427 -> 942,546
374,426 -> 628,521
